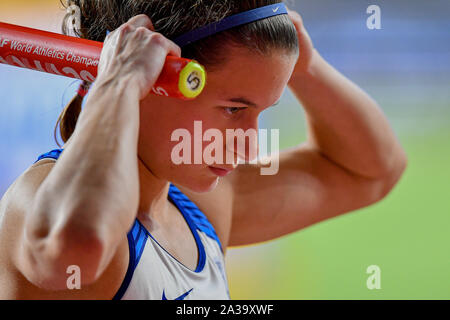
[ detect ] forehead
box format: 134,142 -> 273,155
205,45 -> 297,107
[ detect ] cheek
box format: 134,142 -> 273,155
138,105 -> 175,164
139,100 -> 233,164
138,107 -> 198,161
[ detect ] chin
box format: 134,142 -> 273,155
174,175 -> 219,194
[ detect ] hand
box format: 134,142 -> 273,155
286,7 -> 315,77
97,14 -> 182,100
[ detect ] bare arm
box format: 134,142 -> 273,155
288,49 -> 406,179
15,15 -> 181,290
227,9 -> 407,246
19,81 -> 140,289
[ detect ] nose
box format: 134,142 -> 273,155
225,119 -> 259,164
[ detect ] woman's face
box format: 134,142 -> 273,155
138,45 -> 298,193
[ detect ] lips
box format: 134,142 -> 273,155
208,166 -> 233,177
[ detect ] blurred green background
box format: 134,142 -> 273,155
1,0 -> 449,299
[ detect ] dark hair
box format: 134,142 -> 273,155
55,0 -> 299,147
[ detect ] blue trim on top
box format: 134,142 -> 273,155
169,184 -> 224,253
167,192 -> 207,273
112,227 -> 136,300
113,220 -> 148,300
172,3 -> 288,47
34,149 -> 63,163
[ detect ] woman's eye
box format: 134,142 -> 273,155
223,107 -> 247,115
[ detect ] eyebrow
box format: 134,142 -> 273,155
227,97 -> 258,108
226,97 -> 282,108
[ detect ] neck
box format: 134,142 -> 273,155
136,155 -> 171,226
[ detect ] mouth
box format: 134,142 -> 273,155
208,166 -> 234,177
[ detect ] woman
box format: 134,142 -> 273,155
0,0 -> 407,299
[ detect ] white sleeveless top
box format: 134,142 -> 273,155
35,149 -> 231,300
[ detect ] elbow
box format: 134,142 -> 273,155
372,147 -> 408,203
56,223 -> 108,286
23,221 -> 108,291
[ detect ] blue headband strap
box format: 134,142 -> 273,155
172,3 -> 288,47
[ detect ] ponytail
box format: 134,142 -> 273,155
54,81 -> 90,148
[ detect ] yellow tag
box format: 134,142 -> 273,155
178,61 -> 206,99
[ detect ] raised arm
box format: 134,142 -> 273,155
227,9 -> 407,247
10,15 -> 181,290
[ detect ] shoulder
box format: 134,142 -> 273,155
0,158 -> 58,226
1,148 -> 69,230
0,157 -> 58,256
0,158 -> 57,227
0,158 -> 57,292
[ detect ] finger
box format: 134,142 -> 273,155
286,8 -> 304,26
139,29 -> 181,58
127,15 -> 180,58
166,39 -> 182,58
127,14 -> 155,31
148,33 -> 181,58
